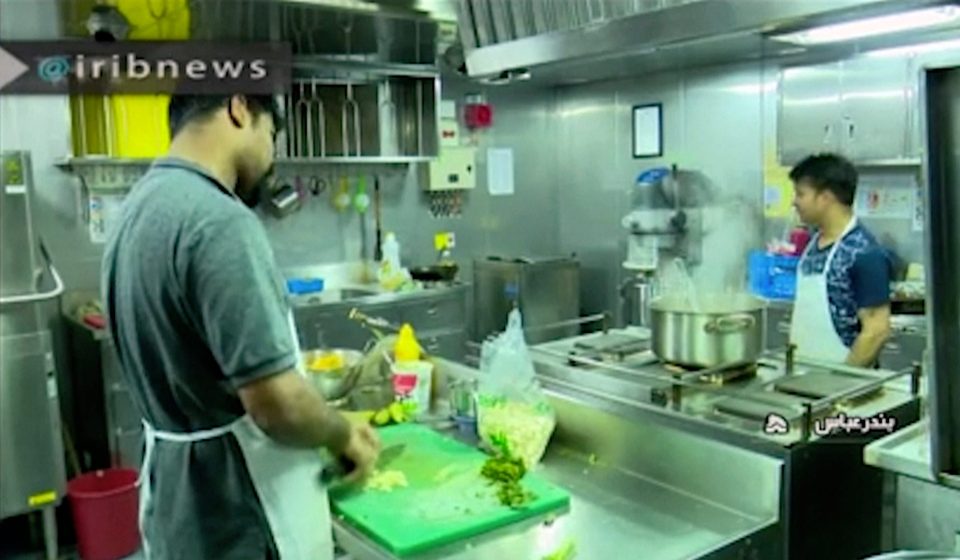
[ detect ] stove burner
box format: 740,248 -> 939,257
565,332 -> 652,367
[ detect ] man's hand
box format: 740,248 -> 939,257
340,424 -> 381,484
846,304 -> 892,367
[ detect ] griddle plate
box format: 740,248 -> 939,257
773,370 -> 879,400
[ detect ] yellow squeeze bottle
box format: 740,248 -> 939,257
392,324 -> 433,417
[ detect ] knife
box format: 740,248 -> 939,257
321,443 -> 406,484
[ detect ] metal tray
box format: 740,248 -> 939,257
773,370 -> 878,400
715,390 -> 810,422
573,332 -> 649,358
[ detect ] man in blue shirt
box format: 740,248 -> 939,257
789,153 -> 892,366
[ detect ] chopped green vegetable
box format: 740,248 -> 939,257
495,481 -> 535,508
481,454 -> 526,483
542,538 -> 577,560
481,452 -> 536,509
489,431 -> 512,457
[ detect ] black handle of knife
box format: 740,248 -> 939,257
320,456 -> 356,484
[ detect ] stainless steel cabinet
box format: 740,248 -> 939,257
473,256 -> 580,344
399,294 -> 467,332
880,320 -> 926,372
419,330 -> 467,360
0,332 -> 66,518
779,64 -> 843,165
840,56 -> 912,162
298,308 -> 371,350
1,151 -> 67,560
292,286 -> 470,361
779,56 -> 916,165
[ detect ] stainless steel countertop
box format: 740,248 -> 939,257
333,430 -> 775,560
531,330 -> 919,452
864,420 -> 960,492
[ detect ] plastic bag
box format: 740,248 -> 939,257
477,309 -> 556,469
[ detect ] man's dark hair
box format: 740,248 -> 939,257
167,94 -> 283,138
789,153 -> 858,206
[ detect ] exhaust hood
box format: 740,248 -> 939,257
455,0 -> 960,86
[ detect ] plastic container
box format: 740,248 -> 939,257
392,360 -> 434,417
382,233 -> 401,271
453,415 -> 479,441
748,250 -> 800,301
67,468 -> 140,560
286,277 -> 324,295
392,324 -> 433,417
379,233 -> 413,291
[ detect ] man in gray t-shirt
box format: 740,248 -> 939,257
102,94 -> 380,559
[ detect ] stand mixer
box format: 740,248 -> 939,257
621,165 -> 695,327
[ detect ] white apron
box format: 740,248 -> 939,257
789,217 -> 859,363
138,314 -> 333,559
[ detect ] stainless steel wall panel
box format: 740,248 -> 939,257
555,64 -> 765,322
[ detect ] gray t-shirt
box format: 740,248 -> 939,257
102,157 -> 298,559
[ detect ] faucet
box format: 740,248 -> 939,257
348,307 -> 402,339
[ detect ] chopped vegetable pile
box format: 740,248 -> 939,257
364,469 -> 408,492
477,399 -> 555,469
480,442 -> 537,509
542,538 -> 577,560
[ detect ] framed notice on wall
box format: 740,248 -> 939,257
632,103 -> 663,158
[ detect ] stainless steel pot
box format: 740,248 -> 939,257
649,293 -> 765,368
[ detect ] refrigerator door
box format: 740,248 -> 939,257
923,66 -> 960,477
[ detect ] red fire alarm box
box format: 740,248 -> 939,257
464,94 -> 493,130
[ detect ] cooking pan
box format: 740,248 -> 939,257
409,263 -> 459,282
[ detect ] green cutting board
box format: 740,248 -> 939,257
328,424 -> 570,557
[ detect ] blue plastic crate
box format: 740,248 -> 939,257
748,250 -> 799,301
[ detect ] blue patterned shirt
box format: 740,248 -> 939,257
800,223 -> 892,346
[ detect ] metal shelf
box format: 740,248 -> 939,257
56,156 -> 431,170
856,158 -> 923,168
292,58 -> 441,80
276,156 -> 431,164
55,157 -> 151,169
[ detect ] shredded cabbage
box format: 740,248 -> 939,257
478,399 -> 555,469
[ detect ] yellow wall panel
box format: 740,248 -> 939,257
70,0 -> 191,157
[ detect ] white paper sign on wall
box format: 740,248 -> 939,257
487,148 -> 514,196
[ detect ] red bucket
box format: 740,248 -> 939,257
67,469 -> 140,560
